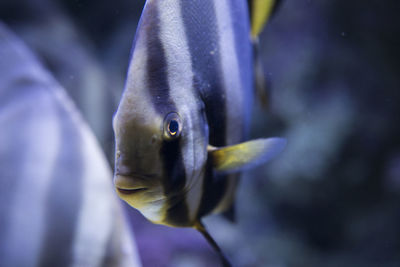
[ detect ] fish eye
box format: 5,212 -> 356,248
163,112 -> 182,140
169,120 -> 179,135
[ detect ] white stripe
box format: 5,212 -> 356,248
214,0 -> 243,144
212,0 -> 244,213
140,199 -> 165,223
157,0 -> 206,221
2,92 -> 61,266
114,4 -> 162,135
69,105 -> 114,267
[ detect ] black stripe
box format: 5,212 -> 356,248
181,0 -> 230,219
181,0 -> 227,147
38,103 -> 83,267
197,158 -> 229,218
160,138 -> 190,226
143,1 -> 176,116
140,2 -> 190,225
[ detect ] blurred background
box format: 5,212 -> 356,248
1,0 -> 399,266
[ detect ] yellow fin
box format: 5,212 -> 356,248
208,138 -> 286,173
250,0 -> 278,38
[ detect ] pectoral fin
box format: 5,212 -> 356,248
208,137 -> 286,173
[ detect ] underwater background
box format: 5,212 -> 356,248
1,0 -> 399,266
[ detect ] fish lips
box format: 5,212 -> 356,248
113,173 -> 154,195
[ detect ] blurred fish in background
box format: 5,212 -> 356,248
0,22 -> 141,266
1,0 -> 400,266
0,0 -> 142,162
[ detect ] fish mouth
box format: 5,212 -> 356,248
114,173 -> 155,195
117,187 -> 148,195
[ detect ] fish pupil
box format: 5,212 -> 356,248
169,120 -> 179,135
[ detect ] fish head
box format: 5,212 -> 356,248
113,79 -> 209,224
113,104 -> 164,207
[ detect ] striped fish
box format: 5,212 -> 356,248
0,22 -> 141,267
113,0 -> 284,265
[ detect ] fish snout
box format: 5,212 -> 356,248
113,165 -> 160,196
113,172 -> 147,192
113,173 -> 164,211
114,149 -> 161,198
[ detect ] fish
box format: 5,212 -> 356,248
112,0 -> 285,265
0,22 -> 141,267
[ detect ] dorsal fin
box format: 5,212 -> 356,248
248,0 -> 282,39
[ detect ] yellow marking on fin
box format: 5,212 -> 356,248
251,0 -> 276,38
209,138 -> 286,173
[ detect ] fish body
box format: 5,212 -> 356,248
114,0 -> 285,228
0,22 -> 141,267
